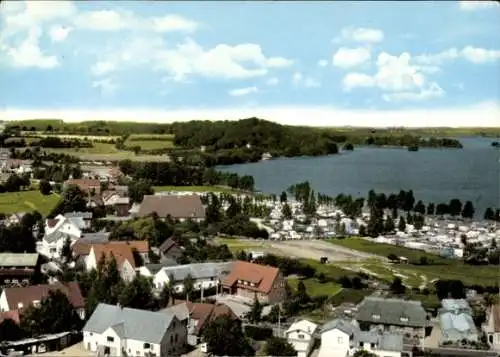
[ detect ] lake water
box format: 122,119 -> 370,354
218,137 -> 500,217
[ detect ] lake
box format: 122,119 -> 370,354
218,137 -> 499,217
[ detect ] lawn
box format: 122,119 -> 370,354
214,237 -> 265,252
287,277 -> 342,296
153,185 -> 235,193
0,191 -> 61,216
328,238 -> 446,263
125,134 -> 176,150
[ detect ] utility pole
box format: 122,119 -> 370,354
277,303 -> 281,337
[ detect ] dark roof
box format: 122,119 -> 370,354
2,282 -> 84,311
137,195 -> 205,219
64,211 -> 93,219
159,237 -> 182,253
355,297 -> 427,328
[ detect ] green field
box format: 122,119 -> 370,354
0,191 -> 61,216
125,134 -> 176,150
154,185 -> 235,193
287,277 -> 342,296
328,238 -> 446,263
328,238 -> 498,287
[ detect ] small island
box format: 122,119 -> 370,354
407,145 -> 419,152
492,141 -> 499,148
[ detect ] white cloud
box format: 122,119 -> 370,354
334,27 -> 384,44
459,1 -> 499,11
2,27 -> 59,69
229,86 -> 258,97
318,59 -> 328,67
332,47 -> 371,68
415,48 -> 459,65
343,52 -> 444,102
382,82 -> 445,102
461,46 -> 500,63
154,39 -> 292,81
152,15 -> 199,33
92,78 -> 118,95
49,24 -> 71,42
90,61 -> 116,76
3,102 -> 500,127
266,77 -> 279,86
292,72 -> 321,88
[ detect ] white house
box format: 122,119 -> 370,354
85,244 -> 137,282
37,215 -> 84,260
150,262 -> 233,293
484,304 -> 500,351
285,319 -> 318,357
318,318 -> 403,357
83,303 -> 187,357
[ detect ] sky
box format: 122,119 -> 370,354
1,0 -> 500,127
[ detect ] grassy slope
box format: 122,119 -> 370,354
0,191 -> 60,216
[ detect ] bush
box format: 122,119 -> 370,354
244,325 -> 273,341
39,179 -> 52,195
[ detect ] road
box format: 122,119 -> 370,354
423,348 -> 499,357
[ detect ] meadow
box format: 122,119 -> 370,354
0,191 -> 61,216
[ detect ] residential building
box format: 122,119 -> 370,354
163,300 -> 238,346
65,178 -> 101,195
0,281 -> 85,319
483,304 -> 500,350
151,262 -> 233,294
439,299 -> 478,344
83,303 -> 186,357
318,318 -> 404,357
355,297 -> 428,340
136,195 -> 205,221
44,214 -> 84,239
158,237 -> 184,261
74,240 -> 148,262
136,261 -> 178,278
285,319 -> 318,357
5,212 -> 26,227
0,253 -> 40,287
102,191 -> 131,217
221,260 -> 287,304
84,243 -> 140,282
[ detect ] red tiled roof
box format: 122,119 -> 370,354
222,260 -> 280,294
0,310 -> 20,324
74,240 -> 149,257
91,243 -> 136,268
173,300 -> 238,335
66,179 -> 101,191
2,282 -> 84,311
47,218 -> 59,228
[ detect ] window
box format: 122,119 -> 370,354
107,336 -> 114,342
372,314 -> 380,320
170,336 -> 174,344
370,343 -> 375,348
175,333 -> 178,343
298,334 -> 305,339
400,316 -> 409,323
337,337 -> 343,344
144,343 -> 150,349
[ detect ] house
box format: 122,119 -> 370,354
38,214 -> 86,260
65,178 -> 101,196
84,243 -> 140,282
0,309 -> 20,325
221,260 -> 287,304
0,281 -> 85,320
484,303 -> 500,351
0,253 -> 40,287
102,191 -> 130,217
136,195 -> 205,221
158,237 -> 184,261
318,318 -> 404,357
285,319 -> 318,357
74,240 -> 149,265
151,262 -> 233,294
81,166 -> 123,183
163,300 -> 238,346
136,261 -> 178,278
5,212 -> 26,226
83,303 -> 187,357
63,211 -> 93,229
439,299 -> 478,344
355,297 -> 428,340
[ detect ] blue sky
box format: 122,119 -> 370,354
1,0 -> 499,126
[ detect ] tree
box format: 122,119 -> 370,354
159,284 -> 172,308
183,273 -> 195,300
59,184 -> 87,213
402,190 -> 415,212
128,179 -> 153,204
427,202 -> 435,215
484,207 -> 495,221
39,179 -> 52,195
246,293 -> 263,323
133,146 -> 141,155
21,290 -> 83,337
266,337 -> 297,356
61,236 -> 72,263
414,200 -> 425,214
390,277 -> 406,295
280,191 -> 287,203
0,318 -> 24,342
461,201 -> 475,219
398,216 -> 406,232
384,216 -> 395,233
353,351 -> 377,357
296,281 -> 310,304
202,315 -> 254,357
118,275 -> 156,310
358,224 -> 366,236
387,253 -> 399,262
282,203 -> 292,220
448,198 -> 462,217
